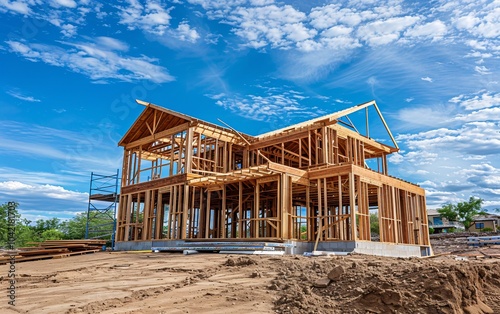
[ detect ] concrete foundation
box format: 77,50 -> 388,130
286,240 -> 429,257
115,240 -> 430,257
115,241 -> 152,251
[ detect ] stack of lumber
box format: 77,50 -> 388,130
468,235 -> 500,247
0,239 -> 106,264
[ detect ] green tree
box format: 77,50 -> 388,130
0,202 -> 14,246
437,197 -> 487,231
40,229 -> 65,241
60,213 -> 88,239
60,212 -> 114,240
0,202 -> 39,247
33,217 -> 61,233
370,213 -> 379,234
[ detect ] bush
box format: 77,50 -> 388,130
428,227 -> 434,234
482,227 -> 493,232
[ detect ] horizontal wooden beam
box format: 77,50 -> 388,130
332,124 -> 397,154
250,129 -> 310,150
352,165 -> 425,195
124,122 -> 190,149
121,174 -> 189,194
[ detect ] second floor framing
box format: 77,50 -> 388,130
118,99 -> 402,189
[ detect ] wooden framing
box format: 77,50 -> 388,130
115,100 -> 430,248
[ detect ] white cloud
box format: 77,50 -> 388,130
398,122 -> 500,157
277,48 -> 347,82
395,104 -> 456,128
0,0 -> 33,15
0,0 -> 105,38
388,152 -> 404,164
309,4 -> 365,29
421,76 -> 433,82
6,39 -> 174,83
0,179 -> 90,220
474,65 -> 491,75
214,92 -> 318,123
0,181 -> 87,202
60,23 -> 77,37
357,16 -> 420,46
205,92 -> 226,100
0,167 -> 81,186
118,0 -> 172,35
449,91 -> 500,110
175,21 -> 200,43
94,36 -> 129,51
229,5 -> 309,49
183,1 -> 500,84
405,20 -> 447,40
454,107 -> 500,123
7,90 -> 41,102
0,120 -> 122,175
51,0 -> 77,8
392,87 -> 500,208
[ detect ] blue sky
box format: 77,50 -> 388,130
0,0 -> 499,222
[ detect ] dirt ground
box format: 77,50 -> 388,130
1,238 -> 499,314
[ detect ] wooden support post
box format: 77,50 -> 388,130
190,186 -> 196,238
316,178 -> 322,246
137,147 -> 142,183
338,175 -> 344,240
377,186 -> 384,242
180,185 -> 189,239
349,172 -> 357,240
382,154 -> 388,175
391,186 -> 399,244
306,184 -> 311,241
205,191 -> 211,238
197,188 -> 204,238
323,127 -> 328,164
323,177 -> 328,240
238,182 -> 243,239
254,182 -> 260,238
155,192 -> 163,239
124,194 -> 132,241
281,142 -> 285,165
167,186 -> 174,239
170,135 -> 175,176
142,190 -> 151,240
186,127 -> 194,173
308,131 -> 312,166
298,138 -> 302,168
221,185 -> 226,238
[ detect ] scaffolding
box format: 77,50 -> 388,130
85,170 -> 119,249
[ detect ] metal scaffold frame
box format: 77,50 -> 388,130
85,170 -> 119,249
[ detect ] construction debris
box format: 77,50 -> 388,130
0,239 -> 106,264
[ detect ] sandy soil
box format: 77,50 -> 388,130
1,247 -> 499,314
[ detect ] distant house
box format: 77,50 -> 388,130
427,210 -> 500,233
469,214 -> 500,232
427,209 -> 464,233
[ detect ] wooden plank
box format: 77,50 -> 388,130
122,174 -> 188,194
125,122 -> 190,149
349,172 -> 357,240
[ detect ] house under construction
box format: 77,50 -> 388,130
115,100 -> 431,257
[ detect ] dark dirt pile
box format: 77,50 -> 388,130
266,255 -> 500,314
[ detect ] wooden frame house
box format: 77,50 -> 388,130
115,99 -> 431,255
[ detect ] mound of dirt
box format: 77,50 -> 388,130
1,250 -> 499,314
271,256 -> 500,314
